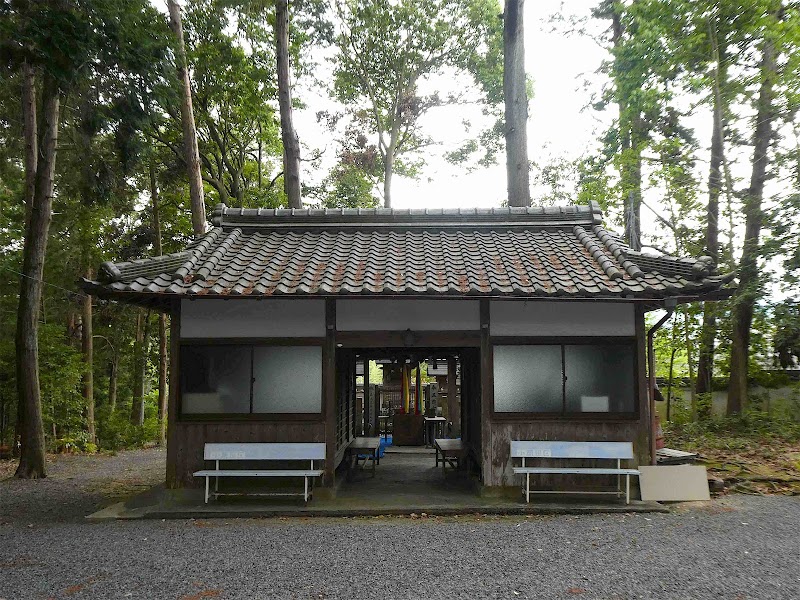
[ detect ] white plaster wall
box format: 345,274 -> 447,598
490,301 -> 636,337
180,299 -> 325,338
336,299 -> 480,331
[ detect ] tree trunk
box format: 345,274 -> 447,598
150,162 -> 169,445
383,146 -> 394,208
15,74 -> 61,479
275,0 -> 301,208
157,314 -> 168,445
167,0 -> 206,235
728,34 -> 777,415
81,270 -> 95,445
610,5 -> 642,251
503,0 -> 530,207
684,310 -> 697,419
130,311 -> 146,425
623,133 -> 643,252
108,352 -> 118,414
696,39 -> 726,398
22,60 -> 37,228
257,121 -> 263,189
15,61 -> 38,458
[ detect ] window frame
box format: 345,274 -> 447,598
177,337 -> 325,422
490,336 -> 640,421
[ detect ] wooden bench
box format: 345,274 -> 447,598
193,443 -> 325,504
511,441 -> 640,504
346,437 -> 381,477
434,438 -> 465,472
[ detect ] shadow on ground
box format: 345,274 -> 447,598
90,448 -> 665,520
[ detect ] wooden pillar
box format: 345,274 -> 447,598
415,362 -> 422,415
324,299 -> 336,486
166,300 -> 181,488
447,356 -> 457,427
362,359 -> 370,435
635,304 -> 650,467
371,362 -> 379,435
401,363 -> 410,413
349,354 -> 356,440
480,299 -> 492,485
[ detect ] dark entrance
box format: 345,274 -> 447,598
334,347 -> 481,490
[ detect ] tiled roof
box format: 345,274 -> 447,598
82,202 -> 735,303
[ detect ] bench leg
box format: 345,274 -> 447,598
526,473 -> 530,503
626,474 -> 630,505
304,476 -> 309,503
205,476 -> 209,504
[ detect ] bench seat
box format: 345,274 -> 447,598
194,443 -> 326,504
511,440 -> 640,504
194,469 -> 325,478
434,439 -> 465,472
513,467 -> 640,476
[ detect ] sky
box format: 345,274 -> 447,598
293,0 -> 614,210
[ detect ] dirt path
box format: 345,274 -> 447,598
0,447 -> 165,523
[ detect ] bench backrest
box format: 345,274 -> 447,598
204,443 -> 326,461
511,441 -> 634,460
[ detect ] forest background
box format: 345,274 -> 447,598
0,0 -> 799,469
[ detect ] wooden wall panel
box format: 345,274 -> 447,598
485,419 -> 649,488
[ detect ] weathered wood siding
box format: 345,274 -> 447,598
166,299 -> 332,488
482,304 -> 650,489
167,420 -> 326,488
485,420 -> 649,488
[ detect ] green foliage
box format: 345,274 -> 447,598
53,431 -> 98,454
331,0 -> 504,197
665,405 -> 800,445
96,396 -> 161,450
321,164 -> 380,209
162,0 -> 286,208
773,301 -> 800,369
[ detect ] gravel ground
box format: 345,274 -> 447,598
1,449 -> 800,600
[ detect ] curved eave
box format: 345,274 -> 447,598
80,277 -> 737,311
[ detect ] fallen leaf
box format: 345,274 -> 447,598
179,590 -> 222,600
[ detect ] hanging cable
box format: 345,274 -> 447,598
0,265 -> 89,299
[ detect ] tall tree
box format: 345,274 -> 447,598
168,0 -> 206,235
593,0 -> 686,251
274,0 -> 301,208
21,61 -> 36,227
503,0 -> 530,207
81,273 -> 95,444
332,0 -> 503,207
728,17 -> 778,414
610,1 -> 643,250
15,72 -> 60,478
150,162 -> 169,445
695,14 -> 728,399
152,0 -> 286,209
130,310 -> 151,426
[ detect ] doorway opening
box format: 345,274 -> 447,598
334,347 -> 481,500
